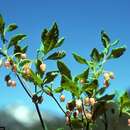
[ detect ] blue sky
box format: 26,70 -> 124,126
0,0 -> 130,114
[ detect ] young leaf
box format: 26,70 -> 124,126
97,94 -> 115,101
41,23 -> 59,54
54,86 -> 63,93
61,75 -> 80,97
8,34 -> 26,48
110,46 -> 126,58
95,87 -> 107,95
101,31 -> 110,48
43,71 -> 58,84
57,60 -> 72,79
74,68 -> 89,82
30,70 -> 43,86
90,48 -> 100,62
82,80 -> 98,95
55,37 -> 65,48
111,40 -> 119,47
46,51 -> 66,60
72,53 -> 87,64
5,24 -> 18,32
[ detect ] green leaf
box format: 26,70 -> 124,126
56,128 -> 64,130
110,46 -> 126,58
8,34 -> 26,48
61,75 -> 80,97
101,31 -> 110,48
19,59 -> 31,67
82,80 -> 98,95
30,70 -> 43,86
54,86 -> 63,93
72,53 -> 87,64
46,51 -> 66,60
74,68 -> 89,82
55,37 -> 65,48
0,14 -> 5,34
122,101 -> 130,109
90,48 -> 100,62
111,40 -> 119,47
43,71 -> 58,84
5,24 -> 18,32
97,94 -> 115,101
41,22 -> 59,54
35,59 -> 45,78
57,60 -> 72,79
96,87 -> 107,95
21,45 -> 28,53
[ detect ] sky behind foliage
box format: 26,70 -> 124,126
0,0 -> 130,113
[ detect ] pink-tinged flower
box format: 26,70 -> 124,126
65,116 -> 70,125
11,80 -> 16,88
4,60 -> 11,68
7,79 -> 12,86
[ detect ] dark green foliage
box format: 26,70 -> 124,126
57,60 -> 72,79
72,53 -> 87,64
46,51 -> 66,60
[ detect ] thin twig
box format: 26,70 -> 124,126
16,74 -> 46,130
51,94 -> 73,130
35,103 -> 46,130
81,99 -> 89,130
16,74 -> 32,98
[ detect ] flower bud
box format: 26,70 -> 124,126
109,72 -> 114,79
76,99 -> 82,109
89,98 -> 96,106
60,94 -> 65,102
21,53 -> 27,59
11,80 -> 16,87
7,79 -> 12,86
103,72 -> 110,81
85,112 -> 92,120
84,97 -> 90,105
128,119 -> 130,126
80,79 -> 85,84
40,63 -> 46,72
4,60 -> 11,69
65,116 -> 70,125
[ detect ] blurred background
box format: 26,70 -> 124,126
0,0 -> 130,129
